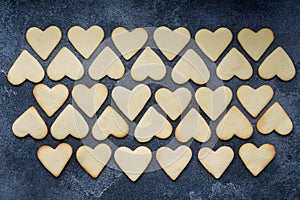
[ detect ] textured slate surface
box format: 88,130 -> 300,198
0,0 -> 299,199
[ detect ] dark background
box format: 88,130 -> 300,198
0,0 -> 299,199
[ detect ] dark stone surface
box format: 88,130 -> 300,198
0,0 -> 299,199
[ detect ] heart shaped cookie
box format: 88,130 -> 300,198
239,143 -> 276,176
112,27 -> 148,60
76,144 -> 112,178
112,84 -> 151,121
12,106 -> 47,139
88,46 -> 125,80
7,50 -> 44,85
237,85 -> 274,118
154,26 -> 190,61
216,106 -> 253,140
172,49 -> 210,85
195,28 -> 233,61
51,104 -> 89,140
195,86 -> 233,121
68,25 -> 104,59
257,102 -> 293,135
92,106 -> 129,140
216,48 -> 253,81
238,28 -> 274,61
156,146 -> 192,180
33,84 -> 69,117
26,26 -> 62,60
114,146 -> 152,182
175,108 -> 211,143
134,106 -> 172,143
131,47 -> 166,81
37,143 -> 72,177
72,83 -> 108,118
155,87 -> 192,120
258,47 -> 296,81
198,146 -> 234,179
47,47 -> 84,81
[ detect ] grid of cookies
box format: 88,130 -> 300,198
8,26 -> 295,181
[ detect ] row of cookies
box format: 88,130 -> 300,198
37,143 -> 276,181
7,44 -> 295,86
27,83 -> 285,121
24,25 -> 279,62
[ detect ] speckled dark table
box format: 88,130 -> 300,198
0,0 -> 299,199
